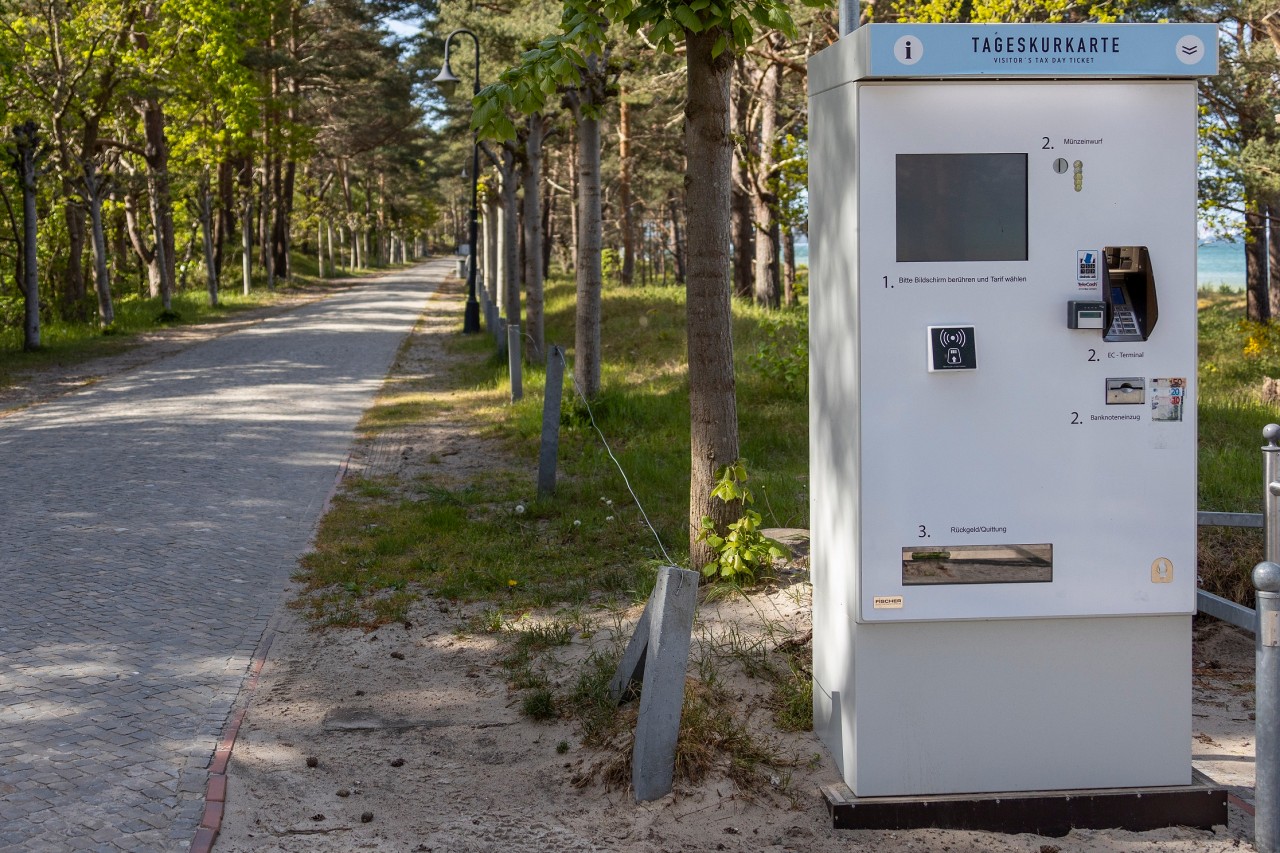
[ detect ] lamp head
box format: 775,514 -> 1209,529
432,62 -> 461,98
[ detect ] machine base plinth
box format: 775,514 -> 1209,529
822,771 -> 1227,837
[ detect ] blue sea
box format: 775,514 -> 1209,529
1197,240 -> 1245,290
793,240 -> 1247,290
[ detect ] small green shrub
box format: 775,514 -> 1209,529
748,317 -> 808,395
697,462 -> 789,585
521,687 -> 557,721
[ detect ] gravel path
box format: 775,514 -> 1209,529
0,261 -> 447,852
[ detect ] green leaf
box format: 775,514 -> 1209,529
711,32 -> 728,58
673,4 -> 702,32
494,115 -> 517,142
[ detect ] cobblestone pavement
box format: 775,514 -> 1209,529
0,261 -> 446,852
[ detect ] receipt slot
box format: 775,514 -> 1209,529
808,24 -> 1216,798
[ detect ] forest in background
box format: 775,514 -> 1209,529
6,0 -> 1280,564
5,1 -> 1280,345
0,0 -> 436,348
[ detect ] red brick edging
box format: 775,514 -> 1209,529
189,632 -> 274,853
190,448 -> 351,852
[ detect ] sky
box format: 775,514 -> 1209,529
385,17 -> 420,39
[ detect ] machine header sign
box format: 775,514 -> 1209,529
841,23 -> 1217,79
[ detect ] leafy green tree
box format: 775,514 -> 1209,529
472,0 -> 828,569
882,0 -> 1124,21
1196,7 -> 1280,321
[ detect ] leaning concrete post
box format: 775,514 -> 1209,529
537,346 -> 564,499
507,324 -> 522,403
630,566 -> 698,802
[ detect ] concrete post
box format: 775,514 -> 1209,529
631,566 -> 699,802
508,324 -> 522,403
537,347 -> 564,499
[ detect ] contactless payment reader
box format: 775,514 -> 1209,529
808,23 -> 1216,800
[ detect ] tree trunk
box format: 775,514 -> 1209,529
569,126 -> 579,275
215,157 -> 235,278
619,96 -> 635,286
573,62 -> 604,400
63,199 -> 88,318
241,197 -> 253,295
274,159 -> 295,280
142,100 -> 176,308
501,147 -> 521,325
14,122 -> 41,350
484,196 -> 499,304
199,180 -> 218,306
752,52 -> 782,308
523,114 -> 546,362
782,226 -> 796,307
668,190 -> 686,286
327,221 -> 335,274
730,58 -> 754,300
148,179 -> 171,312
542,164 -> 556,278
684,28 -> 741,571
122,187 -> 161,297
84,162 -> 115,326
495,198 -> 508,312
263,158 -> 276,290
1270,203 -> 1280,320
1246,201 -> 1268,322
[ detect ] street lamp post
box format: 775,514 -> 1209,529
433,29 -> 482,334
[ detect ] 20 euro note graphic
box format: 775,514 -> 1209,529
1151,377 -> 1185,422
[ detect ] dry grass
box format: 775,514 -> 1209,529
1198,525 -> 1265,609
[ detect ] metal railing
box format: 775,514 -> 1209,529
1195,429 -> 1279,633
1255,425 -> 1280,851
1197,424 -> 1280,850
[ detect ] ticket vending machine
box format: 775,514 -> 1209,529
808,24 -> 1217,798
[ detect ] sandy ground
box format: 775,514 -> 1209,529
214,273 -> 1261,852
1,268 -> 1262,851
210,588 -> 1262,853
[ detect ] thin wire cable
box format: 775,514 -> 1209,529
557,347 -> 676,567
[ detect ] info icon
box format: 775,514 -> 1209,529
894,35 -> 924,65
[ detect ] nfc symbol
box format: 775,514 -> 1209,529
894,35 -> 924,65
927,325 -> 976,372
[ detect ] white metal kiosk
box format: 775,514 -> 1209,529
808,23 -> 1219,807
